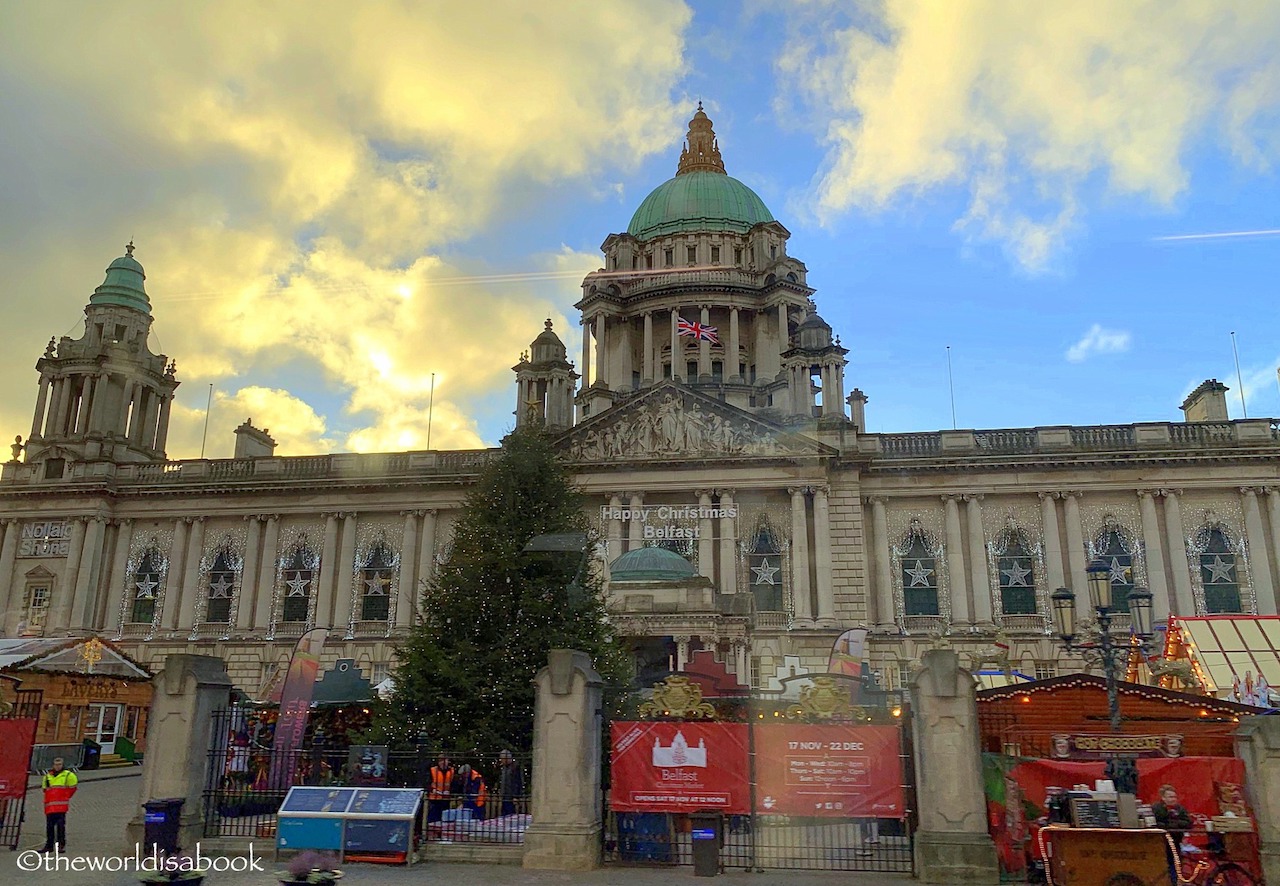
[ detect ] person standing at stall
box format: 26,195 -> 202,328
1152,784 -> 1193,849
497,749 -> 524,817
38,757 -> 78,853
427,753 -> 454,823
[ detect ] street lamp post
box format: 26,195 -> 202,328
1051,557 -> 1154,733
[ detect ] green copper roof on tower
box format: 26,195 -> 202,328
609,546 -> 697,582
89,241 -> 151,314
626,105 -> 774,240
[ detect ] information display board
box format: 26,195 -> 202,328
279,788 -> 356,815
348,789 -> 421,817
277,787 -> 423,865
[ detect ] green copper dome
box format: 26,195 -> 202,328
610,546 -> 697,582
627,172 -> 774,240
89,243 -> 151,314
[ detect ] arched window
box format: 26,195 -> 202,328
130,547 -> 163,625
900,529 -> 939,617
748,521 -> 783,613
359,542 -> 394,622
280,544 -> 316,624
996,531 -> 1036,615
1199,527 -> 1242,614
1095,528 -> 1136,613
205,548 -> 237,624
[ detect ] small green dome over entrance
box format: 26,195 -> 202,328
610,546 -> 697,582
89,242 -> 150,314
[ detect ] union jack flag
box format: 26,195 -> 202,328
677,318 -> 720,344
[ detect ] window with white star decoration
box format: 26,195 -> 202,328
204,548 -> 237,623
280,546 -> 316,623
130,548 -> 163,624
996,532 -> 1036,615
1199,527 -> 1242,614
1096,528 -> 1136,613
748,522 -> 783,612
901,534 -> 939,617
359,541 -> 394,622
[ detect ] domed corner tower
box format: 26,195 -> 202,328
513,318 -> 578,432
573,103 -> 849,428
21,244 -> 180,477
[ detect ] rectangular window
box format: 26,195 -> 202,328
734,247 -> 743,264
664,249 -> 674,267
749,656 -> 762,689
645,254 -> 653,269
898,666 -> 912,691
711,361 -> 723,383
26,586 -> 49,631
125,706 -> 140,739
687,246 -> 697,264
130,596 -> 155,625
1034,662 -> 1057,682
904,588 -> 940,616
360,569 -> 392,621
711,246 -> 720,264
371,663 -> 391,685
632,256 -> 638,270
686,361 -> 698,379
770,245 -> 777,260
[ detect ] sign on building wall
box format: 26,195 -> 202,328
754,724 -> 905,818
18,521 -> 71,558
599,503 -> 737,541
609,722 -> 750,813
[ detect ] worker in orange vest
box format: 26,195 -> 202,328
39,757 -> 78,852
455,763 -> 487,820
426,753 -> 453,823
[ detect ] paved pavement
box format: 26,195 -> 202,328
4,774 -> 933,886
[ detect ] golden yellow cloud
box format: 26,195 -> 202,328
777,0 -> 1280,268
0,1 -> 691,457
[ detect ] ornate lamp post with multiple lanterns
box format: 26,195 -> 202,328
1051,557 -> 1155,733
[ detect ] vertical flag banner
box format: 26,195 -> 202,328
269,627 -> 327,790
0,718 -> 37,798
828,628 -> 867,680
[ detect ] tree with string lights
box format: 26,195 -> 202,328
371,425 -> 628,751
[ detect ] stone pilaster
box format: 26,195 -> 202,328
719,489 -> 738,596
1137,491 -> 1170,625
177,516 -> 206,629
335,512 -> 358,637
236,516 -> 262,630
1161,489 -> 1195,615
397,511 -> 418,627
789,487 -> 812,626
813,486 -> 835,625
1062,492 -> 1089,624
964,495 -> 991,625
869,497 -> 895,631
1242,487 -> 1276,614
943,496 -> 970,625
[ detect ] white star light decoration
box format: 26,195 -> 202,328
1000,562 -> 1032,587
1204,555 -> 1237,584
905,560 -> 935,587
1108,556 -> 1131,584
134,576 -> 158,599
751,558 -> 779,585
364,574 -> 390,596
209,575 -> 234,598
285,572 -> 312,596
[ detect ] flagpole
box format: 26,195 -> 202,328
1231,332 -> 1247,418
200,383 -> 214,459
946,346 -> 957,430
426,372 -> 436,450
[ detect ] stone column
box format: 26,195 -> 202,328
911,649 -> 999,883
316,513 -> 339,620
607,495 -> 623,566
777,302 -> 789,353
675,635 -> 690,671
670,309 -> 680,380
641,312 -> 653,384
1235,716 -> 1280,885
964,495 -> 991,625
142,387 -> 162,449
1039,492 -> 1065,593
943,496 -> 971,625
177,517 -> 206,629
728,307 -> 740,381
87,374 -> 108,434
813,486 -> 835,625
870,498 -> 896,631
30,375 -> 50,439
125,655 -> 233,854
334,513 -> 358,636
1062,492 -> 1090,624
155,394 -> 172,453
1162,490 -> 1195,615
51,517 -> 86,631
697,490 -> 715,581
1138,491 -> 1171,626
396,511 -> 418,628
789,487 -> 813,625
1269,490 -> 1280,600
593,314 -> 606,388
0,519 -> 20,633
1243,487 -> 1276,615
103,519 -> 134,635
627,494 -> 644,549
418,509 -> 438,591
237,517 -> 262,630
698,305 -> 711,379
72,515 -> 107,629
51,376 -> 73,436
719,490 -> 738,596
254,516 -> 280,630
580,318 -> 591,388
522,649 -> 603,871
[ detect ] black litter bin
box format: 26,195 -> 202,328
689,811 -> 722,877
80,739 -> 101,771
143,798 -> 185,855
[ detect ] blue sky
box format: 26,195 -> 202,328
0,1 -> 1277,457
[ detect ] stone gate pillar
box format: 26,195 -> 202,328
124,654 -> 233,852
522,649 -> 603,871
1235,716 -> 1280,884
911,648 -> 998,884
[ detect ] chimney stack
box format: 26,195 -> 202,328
1180,379 -> 1230,423
233,419 -> 277,458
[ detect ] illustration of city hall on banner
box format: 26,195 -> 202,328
1,105 -> 1279,698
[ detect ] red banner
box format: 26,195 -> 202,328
268,628 -> 327,790
610,722 -> 750,813
755,724 -> 905,818
0,718 -> 37,799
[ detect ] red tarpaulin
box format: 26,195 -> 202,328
755,723 -> 906,819
0,718 -> 37,798
610,721 -> 750,813
1002,756 -> 1245,815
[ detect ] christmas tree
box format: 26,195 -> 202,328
372,425 -> 628,751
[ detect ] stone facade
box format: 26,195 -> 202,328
1,109 -> 1278,697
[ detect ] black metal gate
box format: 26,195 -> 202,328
1,691 -> 42,850
603,679 -> 916,873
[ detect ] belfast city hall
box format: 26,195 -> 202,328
2,106 -> 1278,700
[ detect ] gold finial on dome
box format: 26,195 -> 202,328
677,103 -> 726,176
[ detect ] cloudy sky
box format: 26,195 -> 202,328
2,0 -> 1278,459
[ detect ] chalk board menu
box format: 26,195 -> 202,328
1070,795 -> 1122,829
348,788 -> 422,818
279,788 -> 356,815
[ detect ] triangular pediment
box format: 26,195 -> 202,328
557,381 -> 835,463
0,636 -> 151,680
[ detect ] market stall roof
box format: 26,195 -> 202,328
311,658 -> 373,705
0,636 -> 150,679
977,672 -> 1260,716
976,670 -> 1033,689
1175,616 -> 1280,701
